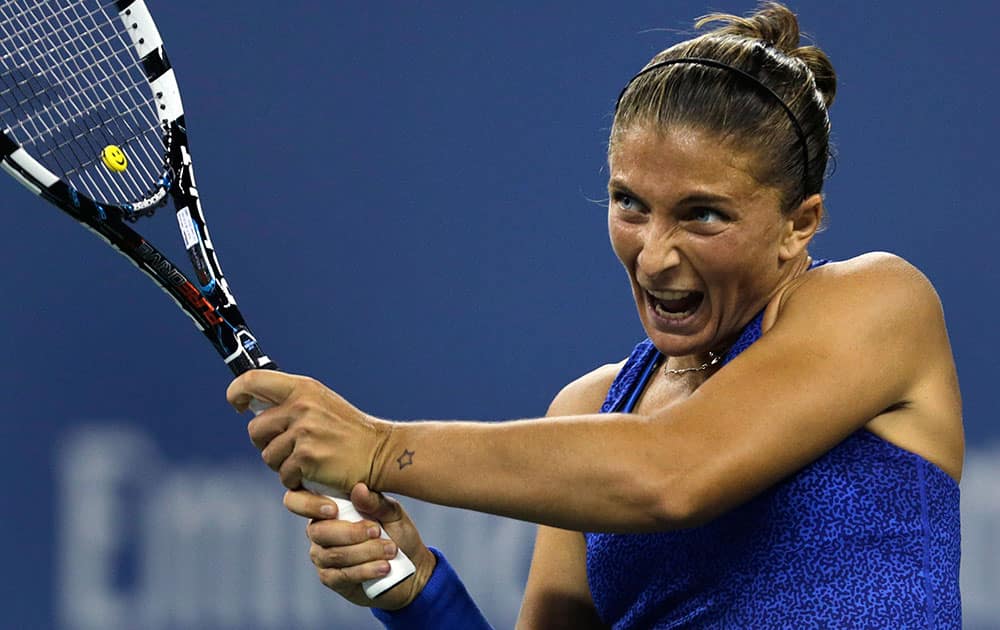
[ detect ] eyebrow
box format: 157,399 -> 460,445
678,192 -> 734,205
607,178 -> 734,206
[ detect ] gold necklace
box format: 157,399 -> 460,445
663,351 -> 723,376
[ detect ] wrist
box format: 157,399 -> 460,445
370,420 -> 414,493
391,544 -> 438,611
372,547 -> 491,629
366,416 -> 395,491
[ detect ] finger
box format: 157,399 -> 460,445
246,408 -> 290,450
308,538 -> 398,570
307,516 -> 383,548
260,430 -> 295,472
227,370 -> 308,413
349,482 -> 405,525
284,489 -> 339,519
317,562 -> 392,592
278,454 -> 303,490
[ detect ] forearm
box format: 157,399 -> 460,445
372,413 -> 681,532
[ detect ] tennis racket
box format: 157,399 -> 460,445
0,0 -> 413,598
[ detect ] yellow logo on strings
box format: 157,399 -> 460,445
101,145 -> 128,172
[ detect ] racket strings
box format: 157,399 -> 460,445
0,15 -> 156,200
0,0 -> 128,159
0,0 -> 167,207
0,1 -> 147,141
1,5 -> 146,141
1,0 -> 162,198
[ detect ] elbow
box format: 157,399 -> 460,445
641,470 -> 725,531
649,487 -> 704,531
613,419 -> 727,531
631,474 -> 707,532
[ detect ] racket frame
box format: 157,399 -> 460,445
1,0 -> 415,598
0,0 -> 272,375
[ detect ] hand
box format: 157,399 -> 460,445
286,482 -> 436,609
228,370 -> 393,492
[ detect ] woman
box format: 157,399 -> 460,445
228,3 -> 962,627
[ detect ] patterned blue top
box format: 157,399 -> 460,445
585,311 -> 961,628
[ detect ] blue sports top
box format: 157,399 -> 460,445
585,308 -> 962,628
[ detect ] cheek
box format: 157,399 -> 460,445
689,231 -> 745,271
699,230 -> 782,297
607,217 -> 639,267
687,233 -> 768,296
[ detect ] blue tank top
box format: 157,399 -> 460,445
585,307 -> 961,628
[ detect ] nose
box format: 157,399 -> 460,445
636,220 -> 682,278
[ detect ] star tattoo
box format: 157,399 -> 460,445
396,449 -> 415,470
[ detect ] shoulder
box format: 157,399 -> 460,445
768,251 -> 951,391
771,254 -> 962,480
547,361 -> 625,417
811,251 -> 933,285
778,252 -> 945,330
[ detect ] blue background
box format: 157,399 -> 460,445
2,1 -> 997,628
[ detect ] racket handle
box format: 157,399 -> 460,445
299,479 -> 417,598
248,398 -> 416,598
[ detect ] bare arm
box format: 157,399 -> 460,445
233,254 -> 960,532
517,526 -> 605,630
516,368 -> 616,629
368,254 -> 957,531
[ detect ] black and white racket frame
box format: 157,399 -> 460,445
0,0 -> 273,376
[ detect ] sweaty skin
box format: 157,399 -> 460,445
229,126 -> 962,620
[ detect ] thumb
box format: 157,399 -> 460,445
226,370 -> 301,413
349,482 -> 404,524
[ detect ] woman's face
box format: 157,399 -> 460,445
608,124 -> 800,359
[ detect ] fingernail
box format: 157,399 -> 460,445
383,542 -> 397,558
377,562 -> 390,576
319,504 -> 334,516
368,526 -> 381,539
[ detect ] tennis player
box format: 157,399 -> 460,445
229,3 -> 962,627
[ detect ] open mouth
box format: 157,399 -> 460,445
647,289 -> 704,320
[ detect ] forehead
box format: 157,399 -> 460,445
608,125 -> 775,204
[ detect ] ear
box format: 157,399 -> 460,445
778,193 -> 824,261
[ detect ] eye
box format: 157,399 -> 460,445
688,207 -> 727,223
611,191 -> 642,213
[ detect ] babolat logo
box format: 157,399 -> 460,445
135,241 -> 222,326
136,241 -> 186,287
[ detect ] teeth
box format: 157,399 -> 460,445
654,302 -> 695,320
648,289 -> 694,300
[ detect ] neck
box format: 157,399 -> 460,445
664,254 -> 814,374
663,349 -> 724,375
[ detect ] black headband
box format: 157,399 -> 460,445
614,56 -> 812,200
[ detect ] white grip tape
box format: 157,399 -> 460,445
248,398 -> 415,598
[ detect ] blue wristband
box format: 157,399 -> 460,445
372,547 -> 492,629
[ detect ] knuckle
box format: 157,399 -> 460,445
353,523 -> 370,542
295,442 -> 315,464
237,371 -> 255,390
310,546 -> 345,569
289,394 -> 318,416
279,467 -> 299,489
290,423 -> 310,442
284,452 -> 302,472
324,547 -> 346,567
263,452 -> 281,473
305,520 -> 321,541
241,370 -> 263,392
317,568 -> 345,591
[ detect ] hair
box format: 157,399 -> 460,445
610,2 -> 836,212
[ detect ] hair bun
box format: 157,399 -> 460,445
696,2 -> 837,107
790,45 -> 836,108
